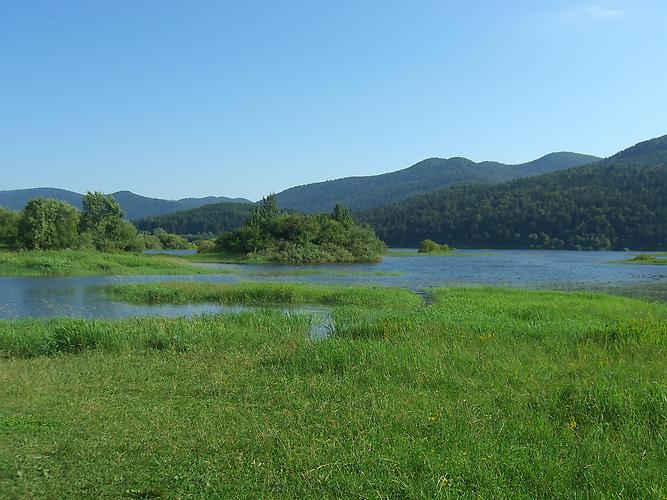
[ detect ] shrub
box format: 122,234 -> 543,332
418,239 -> 451,253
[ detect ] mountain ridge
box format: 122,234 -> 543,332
358,135 -> 667,250
276,151 -> 601,213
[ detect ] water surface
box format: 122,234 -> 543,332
1,250 -> 666,319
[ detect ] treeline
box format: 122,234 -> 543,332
134,202 -> 254,235
215,195 -> 386,263
359,160 -> 667,251
0,192 -> 190,252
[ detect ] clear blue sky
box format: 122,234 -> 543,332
2,1 -> 666,200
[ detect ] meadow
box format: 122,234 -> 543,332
1,284 -> 666,497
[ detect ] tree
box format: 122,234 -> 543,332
248,194 -> 280,226
18,198 -> 80,250
333,203 -> 354,227
0,207 -> 20,248
79,191 -> 142,251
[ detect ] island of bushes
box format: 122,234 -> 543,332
208,195 -> 386,263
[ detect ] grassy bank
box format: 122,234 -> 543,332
0,250 -> 232,276
1,286 -> 667,497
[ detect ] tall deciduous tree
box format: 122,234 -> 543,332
80,192 -> 143,251
0,207 -> 20,248
18,198 -> 80,250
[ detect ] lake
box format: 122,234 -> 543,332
1,249 -> 666,319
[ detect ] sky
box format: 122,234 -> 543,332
1,1 -> 666,201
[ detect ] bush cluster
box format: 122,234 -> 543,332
215,195 -> 386,263
418,239 -> 451,253
1,192 -> 147,252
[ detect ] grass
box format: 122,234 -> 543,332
1,286 -> 667,497
106,281 -> 420,309
623,253 -> 667,265
0,250 -> 233,276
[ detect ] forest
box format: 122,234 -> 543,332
359,159 -> 667,250
276,152 -> 599,213
134,201 -> 254,236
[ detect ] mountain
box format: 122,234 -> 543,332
0,188 -> 253,220
133,202 -> 255,236
359,135 -> 667,251
276,152 -> 601,213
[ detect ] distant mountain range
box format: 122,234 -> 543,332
359,135 -> 667,250
276,152 -> 601,213
0,188 -> 253,220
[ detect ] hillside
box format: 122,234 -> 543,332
359,136 -> 667,251
0,188 -> 252,220
133,201 -> 255,235
276,152 -> 600,213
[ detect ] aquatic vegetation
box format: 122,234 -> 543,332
624,253 -> 667,265
1,286 -> 666,497
106,281 -> 421,310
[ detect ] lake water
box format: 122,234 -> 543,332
1,250 -> 666,320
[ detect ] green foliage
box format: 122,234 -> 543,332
79,192 -> 143,251
142,228 -> 194,250
361,160 -> 667,250
1,287 -> 666,497
195,239 -> 216,253
0,207 -> 19,248
418,239 -> 451,253
17,198 -> 81,250
134,201 -> 254,235
217,200 -> 385,263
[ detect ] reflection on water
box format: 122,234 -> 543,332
1,250 -> 666,320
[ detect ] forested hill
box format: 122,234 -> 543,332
359,136 -> 667,251
0,188 -> 253,220
276,152 -> 600,213
133,202 -> 255,235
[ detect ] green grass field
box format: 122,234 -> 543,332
1,285 -> 666,497
0,250 -> 232,276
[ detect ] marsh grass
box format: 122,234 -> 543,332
106,281 -> 421,310
0,250 -> 232,276
1,286 -> 666,497
623,253 -> 667,265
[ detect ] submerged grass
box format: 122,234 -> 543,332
386,250 -> 497,257
623,253 -> 667,265
0,250 -> 232,276
1,286 -> 667,497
